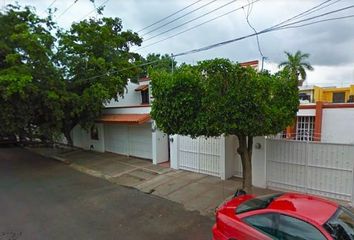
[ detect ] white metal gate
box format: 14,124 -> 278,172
177,136 -> 221,177
104,123 -> 152,159
266,139 -> 354,201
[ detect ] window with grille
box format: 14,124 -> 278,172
296,116 -> 315,141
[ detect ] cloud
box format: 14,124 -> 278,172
4,0 -> 354,85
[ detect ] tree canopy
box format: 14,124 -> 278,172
56,17 -> 142,144
0,4 -> 142,143
278,50 -> 314,86
0,5 -> 63,140
151,58 -> 299,191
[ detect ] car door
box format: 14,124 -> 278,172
243,213 -> 330,240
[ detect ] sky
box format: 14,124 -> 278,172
2,0 -> 354,86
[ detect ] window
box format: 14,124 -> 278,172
244,213 -> 278,238
333,92 -> 345,103
296,116 -> 315,141
325,207 -> 354,240
90,126 -> 99,140
236,193 -> 283,214
278,214 -> 326,240
141,89 -> 149,104
244,213 -> 327,240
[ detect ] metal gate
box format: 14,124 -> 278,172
266,139 -> 354,201
177,135 -> 221,177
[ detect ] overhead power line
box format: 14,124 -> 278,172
141,0 -> 219,37
135,0 -> 261,51
173,4 -> 354,57
47,0 -> 57,10
137,0 -> 203,33
79,0 -> 110,21
57,0 -> 79,19
143,0 -> 239,42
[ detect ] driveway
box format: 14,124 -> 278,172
0,147 -> 213,240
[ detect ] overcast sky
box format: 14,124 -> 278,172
2,0 -> 354,86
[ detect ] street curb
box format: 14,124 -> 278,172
51,156 -> 71,165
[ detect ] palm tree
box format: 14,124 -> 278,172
278,50 -> 314,86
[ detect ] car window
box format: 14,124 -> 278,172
244,213 -> 279,239
325,207 -> 354,240
244,213 -> 327,240
236,193 -> 283,214
278,214 -> 327,240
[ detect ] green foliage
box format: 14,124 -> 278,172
278,50 -> 314,85
56,17 -> 142,143
0,4 -> 142,143
151,58 -> 299,190
151,58 -> 299,138
132,53 -> 177,82
0,4 -> 63,138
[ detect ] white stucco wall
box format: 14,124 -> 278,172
297,108 -> 316,116
152,128 -> 169,164
103,107 -> 151,114
252,136 -> 267,188
105,80 -> 142,107
322,108 -> 354,144
72,123 -> 105,152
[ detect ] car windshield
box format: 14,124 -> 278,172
324,207 -> 354,240
236,193 -> 283,214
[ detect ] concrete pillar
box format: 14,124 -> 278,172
169,135 -> 179,169
252,136 -> 267,188
152,128 -> 169,165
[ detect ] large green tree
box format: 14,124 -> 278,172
132,53 -> 177,82
278,50 -> 314,86
151,59 -> 299,191
56,17 -> 142,144
0,4 -> 63,140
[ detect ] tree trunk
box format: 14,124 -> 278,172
237,135 -> 253,193
64,127 -> 73,146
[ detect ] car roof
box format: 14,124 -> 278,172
267,192 -> 338,225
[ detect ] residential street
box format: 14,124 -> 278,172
0,147 -> 213,240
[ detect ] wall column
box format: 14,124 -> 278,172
314,101 -> 323,141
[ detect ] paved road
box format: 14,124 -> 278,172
0,147 -> 213,240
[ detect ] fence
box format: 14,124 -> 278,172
266,138 -> 354,202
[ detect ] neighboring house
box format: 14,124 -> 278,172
282,84 -> 354,144
71,77 -> 169,164
71,60 -> 260,180
299,85 -> 354,103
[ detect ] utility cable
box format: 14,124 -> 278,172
57,0 -> 79,19
243,0 -> 264,59
79,0 -> 110,21
143,0 -> 239,42
141,0 -> 218,37
173,5 -> 354,57
137,0 -> 203,33
135,0 -> 261,51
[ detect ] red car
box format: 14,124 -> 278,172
213,192 -> 354,240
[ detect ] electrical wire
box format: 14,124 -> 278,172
79,0 -> 110,21
57,0 -> 79,19
137,0 -> 203,33
141,0 -> 218,37
135,0 -> 261,51
76,59 -> 162,82
143,0 -> 239,42
243,0 -> 264,59
173,4 -> 354,57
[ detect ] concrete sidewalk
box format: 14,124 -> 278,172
28,147 -> 275,217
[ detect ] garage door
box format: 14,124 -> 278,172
104,123 -> 152,159
177,135 -> 221,177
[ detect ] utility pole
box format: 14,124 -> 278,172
261,56 -> 267,71
171,53 -> 174,74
